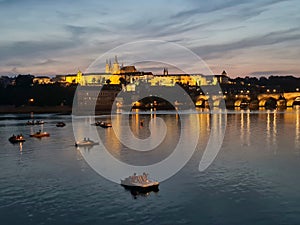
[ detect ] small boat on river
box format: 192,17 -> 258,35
121,173 -> 159,193
75,138 -> 99,147
9,134 -> 26,143
95,121 -> 112,128
56,122 -> 66,127
26,120 -> 45,125
30,131 -> 50,138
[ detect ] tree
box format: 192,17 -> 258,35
15,74 -> 34,87
119,77 -> 127,85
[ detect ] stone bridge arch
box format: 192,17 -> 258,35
195,95 -> 209,108
195,98 -> 207,107
257,93 -> 288,108
234,99 -> 250,108
286,96 -> 300,107
259,97 -> 278,109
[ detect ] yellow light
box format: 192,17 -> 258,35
29,98 -> 34,103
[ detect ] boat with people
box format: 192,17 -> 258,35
121,173 -> 159,193
56,122 -> 66,127
30,130 -> 50,138
75,138 -> 99,147
8,134 -> 26,143
94,121 -> 112,128
26,120 -> 45,125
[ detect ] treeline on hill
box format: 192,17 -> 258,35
229,75 -> 300,92
0,75 -> 78,107
0,84 -> 77,107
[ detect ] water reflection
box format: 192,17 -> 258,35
72,109 -> 300,179
127,188 -> 159,199
295,108 -> 300,153
246,111 -> 250,146
266,110 -> 271,150
240,110 -> 244,146
273,111 -> 277,154
239,110 -> 251,147
19,142 -> 23,153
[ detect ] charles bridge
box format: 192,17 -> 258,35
195,92 -> 300,109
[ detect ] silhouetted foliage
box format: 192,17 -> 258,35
0,84 -> 77,107
15,75 -> 34,87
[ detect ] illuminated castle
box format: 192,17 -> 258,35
105,55 -> 138,74
55,55 -> 229,88
105,55 -> 121,74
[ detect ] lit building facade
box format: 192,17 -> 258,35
54,56 -> 230,88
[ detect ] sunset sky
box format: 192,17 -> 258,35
0,0 -> 299,77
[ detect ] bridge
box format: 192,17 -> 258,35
195,92 -> 300,109
257,92 -> 300,107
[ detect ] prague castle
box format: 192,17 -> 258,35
53,56 -> 229,88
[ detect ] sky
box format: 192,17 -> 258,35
0,0 -> 299,77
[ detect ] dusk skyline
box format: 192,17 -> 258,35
0,0 -> 300,77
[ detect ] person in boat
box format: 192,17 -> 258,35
84,137 -> 87,141
137,175 -> 143,183
142,172 -> 148,182
37,130 -> 41,134
132,173 -> 137,182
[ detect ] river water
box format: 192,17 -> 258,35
0,108 -> 300,225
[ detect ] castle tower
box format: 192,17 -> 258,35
76,69 -> 83,85
112,55 -> 120,74
105,59 -> 111,73
163,68 -> 168,75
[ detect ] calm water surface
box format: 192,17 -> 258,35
0,109 -> 300,225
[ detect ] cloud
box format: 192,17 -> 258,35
34,59 -> 62,66
0,39 -> 78,61
249,70 -> 297,76
171,0 -> 246,18
192,28 -> 300,59
172,0 -> 287,19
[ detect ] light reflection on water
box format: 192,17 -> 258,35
0,110 -> 300,225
